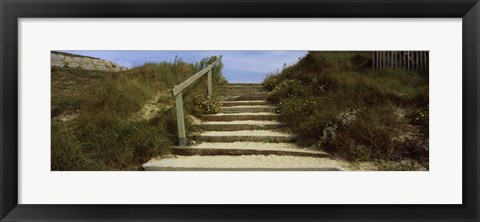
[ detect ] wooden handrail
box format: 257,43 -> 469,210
171,56 -> 222,146
172,58 -> 221,96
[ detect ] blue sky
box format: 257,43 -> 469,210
61,50 -> 307,83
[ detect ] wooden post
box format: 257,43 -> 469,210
379,51 -> 381,69
420,51 -> 424,69
372,52 -> 375,70
386,51 -> 389,68
376,52 -> 379,69
386,51 -> 390,68
417,51 -> 420,70
379,52 -> 382,69
390,51 -> 393,68
425,51 -> 428,69
207,69 -> 212,96
410,51 -> 413,70
413,51 -> 416,70
175,92 -> 186,146
392,52 -> 395,68
382,51 -> 385,69
384,51 -> 387,68
410,52 -> 413,70
422,51 -> 425,69
393,51 -> 397,68
377,51 -> 380,69
393,51 -> 396,68
408,51 -> 411,70
395,51 -> 400,68
377,52 -> 380,69
385,51 -> 390,69
407,51 -> 410,70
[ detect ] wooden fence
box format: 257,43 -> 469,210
372,51 -> 429,71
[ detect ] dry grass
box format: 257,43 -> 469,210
263,52 -> 429,170
51,56 -> 226,170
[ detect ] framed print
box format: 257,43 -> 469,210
1,0 -> 479,221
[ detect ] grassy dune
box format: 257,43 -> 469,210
51,56 -> 226,171
263,52 -> 429,170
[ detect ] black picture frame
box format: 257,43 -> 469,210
1,0 -> 479,221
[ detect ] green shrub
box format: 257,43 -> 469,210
193,94 -> 222,114
267,79 -> 308,103
262,51 -> 429,165
262,73 -> 282,91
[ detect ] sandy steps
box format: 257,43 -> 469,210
201,112 -> 279,121
171,142 -> 328,158
143,155 -> 344,171
220,105 -> 275,113
143,83 -> 341,171
197,130 -> 296,143
222,83 -> 264,88
198,120 -> 282,131
221,100 -> 268,106
220,91 -> 268,100
221,95 -> 268,101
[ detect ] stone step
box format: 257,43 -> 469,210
221,100 -> 268,107
219,105 -> 275,114
201,112 -> 279,121
196,130 -> 296,143
224,83 -> 263,88
143,155 -> 345,171
198,120 -> 282,131
219,91 -> 269,97
221,95 -> 268,101
172,142 -> 329,158
218,88 -> 266,93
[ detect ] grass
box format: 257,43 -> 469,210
263,51 -> 429,169
51,56 -> 226,171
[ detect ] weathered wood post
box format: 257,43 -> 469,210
419,51 -> 423,69
385,51 -> 388,68
389,51 -> 392,68
393,51 -> 396,68
407,51 -> 411,70
424,51 -> 428,69
207,69 -> 212,96
396,51 -> 399,68
171,56 -> 222,146
175,92 -> 186,146
381,51 -> 384,69
415,51 -> 419,70
372,52 -> 375,70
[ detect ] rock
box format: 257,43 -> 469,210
50,52 -> 128,72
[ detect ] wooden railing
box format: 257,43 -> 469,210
171,56 -> 222,146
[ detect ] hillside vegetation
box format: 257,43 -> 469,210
51,56 -> 226,170
263,52 -> 429,170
